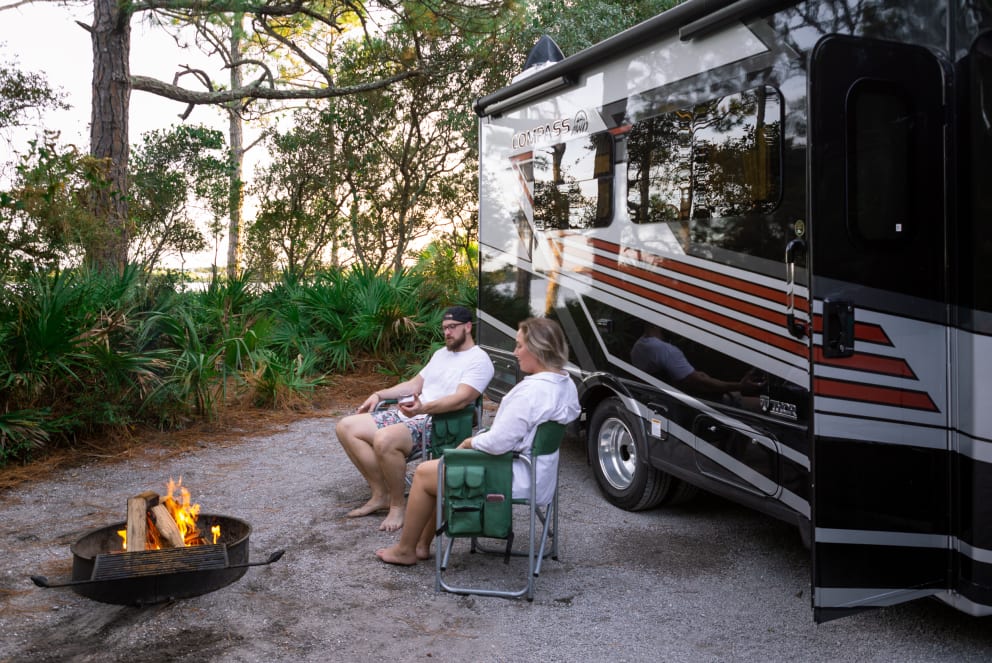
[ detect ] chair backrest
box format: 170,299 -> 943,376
441,448 -> 514,538
429,402 -> 477,457
530,420 -> 566,457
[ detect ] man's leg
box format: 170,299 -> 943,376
335,413 -> 390,517
371,424 -> 416,532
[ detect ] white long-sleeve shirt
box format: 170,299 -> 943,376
470,371 -> 580,505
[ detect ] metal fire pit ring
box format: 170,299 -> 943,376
31,514 -> 283,606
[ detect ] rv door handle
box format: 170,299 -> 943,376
785,238 -> 805,264
784,239 -> 807,339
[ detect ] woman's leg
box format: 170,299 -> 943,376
376,459 -> 439,565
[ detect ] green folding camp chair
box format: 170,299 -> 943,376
373,399 -> 478,461
374,399 -> 479,490
434,420 -> 567,600
425,403 -> 477,458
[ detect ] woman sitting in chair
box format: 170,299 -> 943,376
376,317 -> 580,566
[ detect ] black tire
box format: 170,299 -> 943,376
587,397 -> 673,511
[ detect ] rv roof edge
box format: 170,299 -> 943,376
473,0 -> 740,117
679,0 -> 796,41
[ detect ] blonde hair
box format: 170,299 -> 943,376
518,317 -> 569,371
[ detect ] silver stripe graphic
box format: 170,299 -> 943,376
814,587 -> 938,609
817,528 -> 992,565
815,528 -> 948,548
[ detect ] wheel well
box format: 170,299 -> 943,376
579,382 -> 640,462
579,384 -> 616,431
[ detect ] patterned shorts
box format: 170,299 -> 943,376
371,410 -> 432,454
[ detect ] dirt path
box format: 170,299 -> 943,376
1,410 -> 990,662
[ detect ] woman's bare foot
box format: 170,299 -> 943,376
376,545 -> 418,566
378,506 -> 405,532
346,498 -> 389,518
415,543 -> 432,561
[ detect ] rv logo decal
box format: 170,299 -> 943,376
760,395 -> 799,421
572,110 -> 589,133
511,118 -> 572,149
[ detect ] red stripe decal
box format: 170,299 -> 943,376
813,377 -> 938,412
811,315 -> 893,346
813,348 -> 916,378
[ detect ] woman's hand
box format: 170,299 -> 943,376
456,437 -> 473,449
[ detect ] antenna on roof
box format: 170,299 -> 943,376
513,35 -> 565,82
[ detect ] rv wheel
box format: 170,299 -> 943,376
588,397 -> 673,511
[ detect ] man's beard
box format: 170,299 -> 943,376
445,329 -> 468,351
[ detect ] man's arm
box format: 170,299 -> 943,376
678,370 -> 765,397
356,375 -> 426,413
399,383 -> 480,417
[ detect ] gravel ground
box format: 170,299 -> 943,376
1,408 -> 991,662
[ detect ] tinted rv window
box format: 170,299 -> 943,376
847,82 -> 913,242
533,132 -> 613,230
964,34 -> 992,322
627,86 -> 782,227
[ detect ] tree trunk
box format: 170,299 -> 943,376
226,14 -> 245,280
89,0 -> 132,272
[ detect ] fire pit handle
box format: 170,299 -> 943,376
228,549 -> 285,569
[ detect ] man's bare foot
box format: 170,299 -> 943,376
376,546 -> 418,566
346,498 -> 389,518
378,506 -> 405,532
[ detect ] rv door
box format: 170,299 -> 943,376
808,35 -> 951,622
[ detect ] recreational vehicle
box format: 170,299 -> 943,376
473,0 -> 992,621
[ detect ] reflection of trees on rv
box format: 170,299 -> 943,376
626,86 -> 787,263
532,134 -> 613,231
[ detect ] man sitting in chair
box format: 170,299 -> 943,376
336,306 -> 494,532
376,317 -> 579,565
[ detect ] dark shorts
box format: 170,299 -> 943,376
371,410 -> 432,454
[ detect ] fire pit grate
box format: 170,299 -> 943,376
91,544 -> 229,581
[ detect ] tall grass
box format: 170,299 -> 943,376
0,260 -> 475,466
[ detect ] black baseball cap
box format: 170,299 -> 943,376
442,306 -> 473,323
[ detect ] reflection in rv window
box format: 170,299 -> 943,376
626,86 -> 783,251
533,132 -> 613,230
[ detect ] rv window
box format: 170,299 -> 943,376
533,132 -> 613,230
627,86 -> 782,228
964,34 -> 992,320
847,81 -> 913,242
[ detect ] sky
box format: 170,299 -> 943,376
1,3 -> 231,150
0,2 -> 239,269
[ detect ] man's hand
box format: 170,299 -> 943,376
357,393 -> 380,414
737,369 -> 767,396
397,394 -> 423,417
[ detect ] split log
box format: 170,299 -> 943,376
125,491 -> 159,552
149,504 -> 186,548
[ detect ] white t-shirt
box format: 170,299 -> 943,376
471,371 -> 580,505
418,345 -> 494,406
630,335 -> 695,382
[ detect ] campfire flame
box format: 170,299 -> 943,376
117,477 -> 219,551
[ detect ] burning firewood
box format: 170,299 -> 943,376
149,503 -> 187,548
124,491 -> 159,552
117,478 -> 212,551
